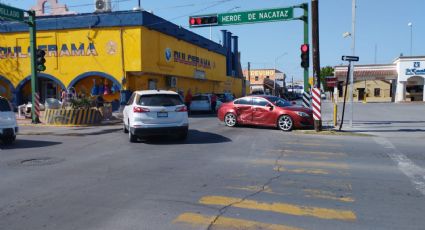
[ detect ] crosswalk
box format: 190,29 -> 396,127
173,140 -> 356,230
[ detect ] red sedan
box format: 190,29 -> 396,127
217,95 -> 313,131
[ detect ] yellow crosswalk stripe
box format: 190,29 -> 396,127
253,159 -> 349,170
284,142 -> 343,147
269,149 -> 347,157
174,212 -> 303,230
199,196 -> 357,221
303,189 -> 355,203
273,166 -> 330,175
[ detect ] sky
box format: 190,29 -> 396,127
0,0 -> 424,81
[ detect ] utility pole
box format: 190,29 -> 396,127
312,0 -> 321,131
349,0 -> 356,127
29,10 -> 40,124
247,62 -> 251,93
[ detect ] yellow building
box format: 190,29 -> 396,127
0,10 -> 246,109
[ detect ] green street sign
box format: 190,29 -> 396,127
218,7 -> 293,25
0,3 -> 25,22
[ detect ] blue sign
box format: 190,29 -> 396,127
165,48 -> 172,62
406,62 -> 425,75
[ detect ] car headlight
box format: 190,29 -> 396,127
296,111 -> 310,117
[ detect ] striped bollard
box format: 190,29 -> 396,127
312,88 -> 322,130
302,91 -> 311,108
34,93 -> 41,123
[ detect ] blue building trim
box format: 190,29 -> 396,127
16,73 -> 66,92
0,75 -> 15,92
69,71 -> 121,90
0,11 -> 227,56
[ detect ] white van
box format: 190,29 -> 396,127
0,97 -> 18,144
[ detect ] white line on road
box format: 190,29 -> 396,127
374,137 -> 425,195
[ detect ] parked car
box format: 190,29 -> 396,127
0,97 -> 18,144
217,95 -> 313,131
190,94 -> 213,112
215,93 -> 235,110
123,90 -> 189,142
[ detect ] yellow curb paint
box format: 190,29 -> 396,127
303,189 -> 355,203
273,166 -> 330,175
253,159 -> 349,170
199,196 -> 357,221
174,213 -> 303,230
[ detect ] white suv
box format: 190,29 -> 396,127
0,97 -> 18,144
123,90 -> 189,142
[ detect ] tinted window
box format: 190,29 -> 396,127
234,97 -> 252,105
252,98 -> 269,106
138,94 -> 183,106
0,98 -> 11,112
267,96 -> 291,107
192,95 -> 209,101
127,93 -> 136,105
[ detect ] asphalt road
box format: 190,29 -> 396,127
1,111 -> 425,230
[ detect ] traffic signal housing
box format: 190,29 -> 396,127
189,15 -> 218,27
36,49 -> 46,72
300,44 -> 309,69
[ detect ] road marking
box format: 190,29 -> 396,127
174,213 -> 303,230
272,149 -> 347,157
273,166 -> 330,175
284,142 -> 342,147
253,159 -> 349,170
225,185 -> 282,195
374,137 -> 425,195
199,196 -> 357,221
303,189 -> 355,203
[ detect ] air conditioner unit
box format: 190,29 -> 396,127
95,0 -> 112,12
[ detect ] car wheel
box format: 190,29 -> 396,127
123,122 -> 128,133
278,115 -> 293,131
2,135 -> 16,145
224,113 -> 237,127
128,121 -> 137,142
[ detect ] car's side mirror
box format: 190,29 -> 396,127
266,104 -> 274,111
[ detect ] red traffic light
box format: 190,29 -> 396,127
301,44 -> 309,53
189,15 -> 218,27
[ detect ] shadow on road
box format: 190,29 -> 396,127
188,112 -> 217,118
0,139 -> 62,149
142,129 -> 231,145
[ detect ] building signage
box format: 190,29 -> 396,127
218,7 -> 293,25
170,49 -> 213,69
0,3 -> 25,22
406,62 -> 425,76
0,43 -> 98,59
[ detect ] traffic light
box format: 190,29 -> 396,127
300,44 -> 309,69
36,49 -> 46,72
189,15 -> 218,27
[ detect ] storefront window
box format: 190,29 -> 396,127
255,76 -> 259,81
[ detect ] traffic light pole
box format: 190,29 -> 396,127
28,10 -> 40,123
311,0 -> 321,131
302,3 -> 309,98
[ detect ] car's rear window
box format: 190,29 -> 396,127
137,94 -> 183,106
192,95 -> 209,101
0,98 -> 11,112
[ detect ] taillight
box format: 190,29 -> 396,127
175,106 -> 188,112
133,107 -> 150,113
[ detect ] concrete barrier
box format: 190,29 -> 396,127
43,108 -> 102,125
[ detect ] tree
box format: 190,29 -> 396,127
320,66 -> 334,92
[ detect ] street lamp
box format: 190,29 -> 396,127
408,22 -> 413,56
274,52 -> 287,96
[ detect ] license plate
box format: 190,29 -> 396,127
157,112 -> 168,118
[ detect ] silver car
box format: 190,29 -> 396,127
123,90 -> 189,142
0,97 -> 18,144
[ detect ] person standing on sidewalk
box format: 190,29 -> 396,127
184,89 -> 192,114
210,93 -> 217,113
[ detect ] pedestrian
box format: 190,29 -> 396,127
210,93 -> 217,113
184,89 -> 192,114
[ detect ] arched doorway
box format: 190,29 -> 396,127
0,75 -> 16,104
69,72 -> 122,110
406,76 -> 424,101
16,74 -> 65,105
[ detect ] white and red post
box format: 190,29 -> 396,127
312,88 -> 321,121
34,92 -> 40,121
